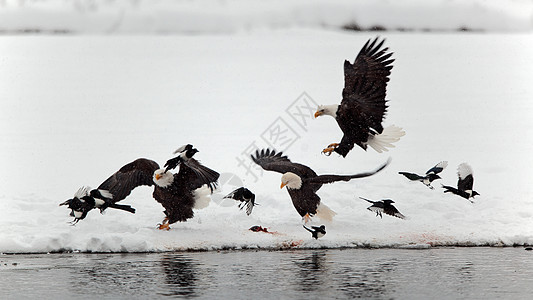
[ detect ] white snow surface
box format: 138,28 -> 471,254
0,0 -> 532,33
1,30 -> 533,253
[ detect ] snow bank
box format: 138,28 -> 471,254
0,0 -> 532,34
1,31 -> 533,253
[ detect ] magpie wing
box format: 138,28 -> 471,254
182,158 -> 220,192
384,205 -> 406,219
426,161 -> 448,175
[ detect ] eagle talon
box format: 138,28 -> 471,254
302,213 -> 313,224
322,143 -> 339,156
158,218 -> 170,230
322,147 -> 335,156
157,223 -> 170,230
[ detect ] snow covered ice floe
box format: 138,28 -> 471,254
1,29 -> 533,253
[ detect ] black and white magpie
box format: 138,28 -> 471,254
223,187 -> 257,215
360,197 -> 406,219
60,186 -> 135,225
442,163 -> 479,202
303,225 -> 326,239
399,161 -> 448,189
164,144 -> 199,172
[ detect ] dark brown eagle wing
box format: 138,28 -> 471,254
306,158 -> 390,185
251,149 -> 317,178
339,37 -> 394,136
97,158 -> 159,203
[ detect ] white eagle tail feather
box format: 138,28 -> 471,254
366,125 -> 405,153
316,202 -> 337,222
193,185 -> 212,210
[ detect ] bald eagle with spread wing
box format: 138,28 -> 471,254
251,149 -> 389,223
61,156 -> 219,230
314,37 -> 405,157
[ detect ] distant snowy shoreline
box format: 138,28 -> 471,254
0,0 -> 532,34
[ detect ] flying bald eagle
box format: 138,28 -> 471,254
442,163 -> 479,202
314,37 -> 405,157
251,149 -> 390,223
61,157 -> 219,229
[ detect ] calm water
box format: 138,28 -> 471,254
1,248 -> 532,299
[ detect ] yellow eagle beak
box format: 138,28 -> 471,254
155,174 -> 162,180
314,111 -> 322,118
280,182 -> 287,189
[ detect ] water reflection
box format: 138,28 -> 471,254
71,254 -> 157,296
334,256 -> 398,298
159,254 -> 200,297
290,250 -> 399,298
3,248 -> 531,299
292,251 -> 328,292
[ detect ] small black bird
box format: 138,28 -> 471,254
164,144 -> 199,172
60,186 -> 135,224
442,163 -> 479,202
399,161 -> 448,189
223,187 -> 257,215
360,197 -> 406,219
303,225 -> 326,239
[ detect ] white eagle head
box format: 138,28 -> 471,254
314,104 -> 338,118
280,172 -> 302,190
153,169 -> 174,188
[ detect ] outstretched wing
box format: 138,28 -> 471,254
366,202 -> 384,215
243,195 -> 256,216
458,174 -> 474,192
251,149 -> 317,178
182,158 -> 220,192
383,204 -> 406,219
306,158 -> 390,185
97,158 -> 159,203
338,37 -> 394,142
223,187 -> 246,200
426,161 -> 448,175
457,163 -> 474,191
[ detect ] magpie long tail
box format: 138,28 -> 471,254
108,203 -> 136,214
359,197 -> 375,204
442,185 -> 457,194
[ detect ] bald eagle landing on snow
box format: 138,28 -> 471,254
314,37 -> 405,157
61,156 -> 219,229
